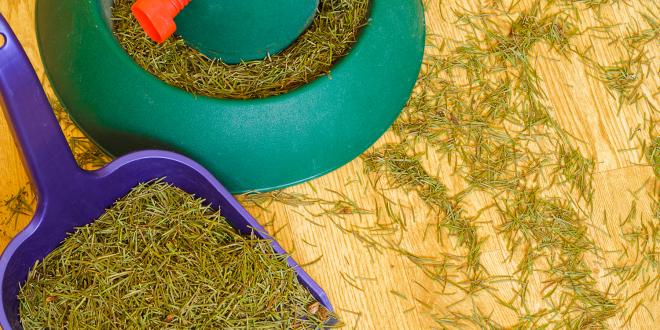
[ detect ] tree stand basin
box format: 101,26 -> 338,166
36,0 -> 426,193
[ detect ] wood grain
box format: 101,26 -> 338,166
0,0 -> 658,328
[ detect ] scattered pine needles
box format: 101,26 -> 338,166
362,143 -> 484,275
2,0 -> 658,328
1,185 -> 33,229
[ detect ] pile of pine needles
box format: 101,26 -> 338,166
111,0 -> 369,99
18,181 -> 331,329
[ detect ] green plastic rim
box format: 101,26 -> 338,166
36,0 -> 426,193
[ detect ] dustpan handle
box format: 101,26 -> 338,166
0,15 -> 80,198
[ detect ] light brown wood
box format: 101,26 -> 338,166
0,0 -> 658,328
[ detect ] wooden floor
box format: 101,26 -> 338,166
1,0 -> 658,328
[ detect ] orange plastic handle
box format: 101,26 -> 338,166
131,0 -> 191,43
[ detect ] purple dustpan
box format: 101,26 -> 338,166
0,15 -> 332,329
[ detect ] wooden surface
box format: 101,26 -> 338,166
1,0 -> 659,329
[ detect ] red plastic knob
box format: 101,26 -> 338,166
131,0 -> 191,43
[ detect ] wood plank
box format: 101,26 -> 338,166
0,0 -> 658,328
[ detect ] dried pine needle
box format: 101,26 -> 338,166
599,56 -> 646,108
19,180 -> 333,329
647,136 -> 660,177
2,185 -> 34,228
112,0 -> 370,99
68,137 -> 111,170
239,190 -> 324,209
51,100 -> 111,170
555,145 -> 595,203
